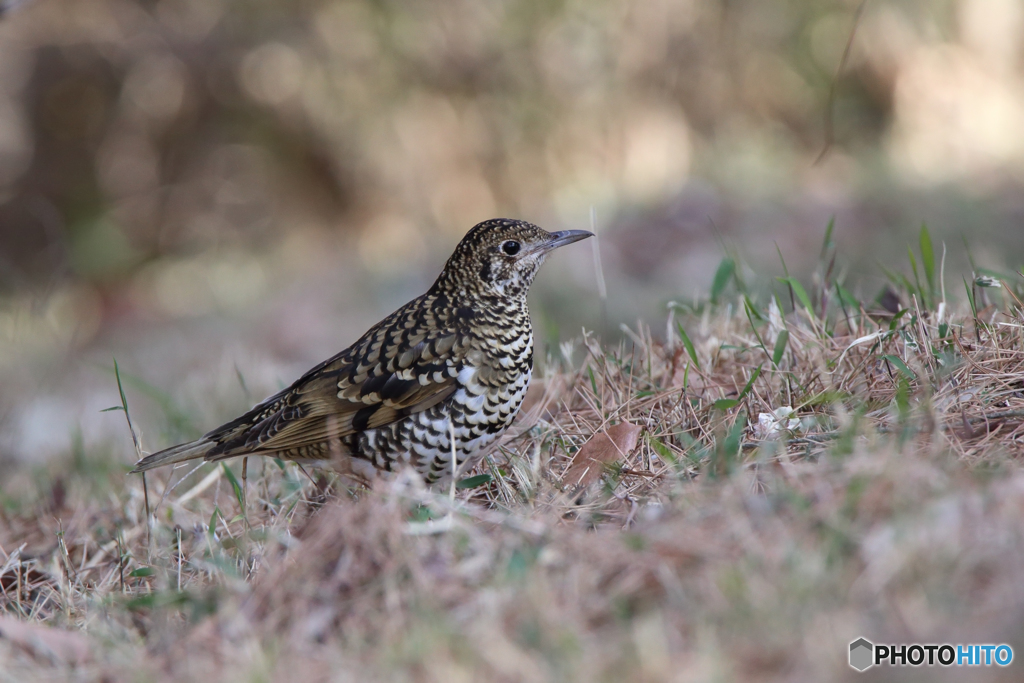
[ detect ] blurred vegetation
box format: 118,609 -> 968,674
4,0 -> 1024,465
2,0 -> 1023,300
4,4 -> 1024,675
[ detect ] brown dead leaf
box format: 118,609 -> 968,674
563,422 -> 643,488
0,615 -> 92,665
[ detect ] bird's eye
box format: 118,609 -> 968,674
501,240 -> 521,256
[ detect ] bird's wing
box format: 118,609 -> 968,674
203,298 -> 472,460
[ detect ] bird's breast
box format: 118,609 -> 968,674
452,365 -> 531,430
452,322 -> 532,429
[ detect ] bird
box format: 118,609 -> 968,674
131,218 -> 593,484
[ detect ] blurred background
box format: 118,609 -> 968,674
2,0 -> 1024,468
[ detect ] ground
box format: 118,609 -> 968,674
2,236 -> 1024,682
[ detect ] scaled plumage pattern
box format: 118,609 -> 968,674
131,219 -> 592,483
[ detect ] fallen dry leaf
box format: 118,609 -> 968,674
0,615 -> 92,665
563,422 -> 643,488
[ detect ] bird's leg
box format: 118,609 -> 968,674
241,456 -> 248,519
449,420 -> 457,505
142,473 -> 151,552
295,463 -> 326,506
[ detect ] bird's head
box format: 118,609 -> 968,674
435,218 -> 593,300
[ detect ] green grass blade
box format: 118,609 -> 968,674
907,246 -> 924,304
882,354 -> 917,380
772,329 -> 789,366
676,323 -> 700,370
222,463 -> 245,510
743,295 -> 765,323
456,474 -> 493,489
710,415 -> 746,478
738,364 -> 763,399
820,216 -> 835,261
715,364 -> 763,411
113,358 -> 141,455
919,223 -> 935,294
776,277 -> 813,312
102,362 -> 197,440
775,242 -> 791,277
791,279 -> 813,312
711,257 -> 735,303
835,283 -> 860,309
743,298 -> 768,359
887,308 -> 909,331
208,507 -> 221,535
647,436 -> 678,467
723,418 -> 744,458
963,276 -> 977,317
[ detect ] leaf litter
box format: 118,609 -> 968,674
4,264 -> 1024,681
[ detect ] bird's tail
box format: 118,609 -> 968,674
130,439 -> 214,473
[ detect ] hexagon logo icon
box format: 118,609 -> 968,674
849,638 -> 874,672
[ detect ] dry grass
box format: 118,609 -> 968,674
3,254 -> 1024,682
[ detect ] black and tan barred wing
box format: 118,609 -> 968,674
202,297 -> 470,461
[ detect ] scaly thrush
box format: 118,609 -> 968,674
131,219 -> 592,483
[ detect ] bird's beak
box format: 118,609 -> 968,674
527,229 -> 594,256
